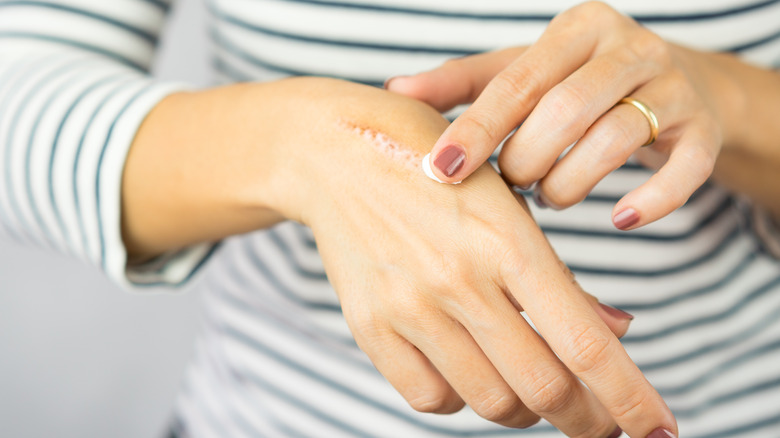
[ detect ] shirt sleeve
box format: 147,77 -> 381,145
0,0 -> 215,292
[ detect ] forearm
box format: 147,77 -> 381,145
122,82 -> 283,262
687,48 -> 780,217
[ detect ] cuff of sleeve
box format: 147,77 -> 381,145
125,243 -> 220,289
98,80 -> 216,293
752,206 -> 780,259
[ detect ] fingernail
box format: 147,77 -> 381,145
647,428 -> 676,438
599,303 -> 634,321
613,208 -> 640,230
515,183 -> 533,191
608,426 -> 623,438
532,190 -> 548,209
433,145 -> 466,177
383,75 -> 405,90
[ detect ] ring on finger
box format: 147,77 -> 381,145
616,97 -> 659,147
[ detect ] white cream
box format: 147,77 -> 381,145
338,119 -> 463,184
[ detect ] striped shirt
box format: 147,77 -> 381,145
2,0 -> 780,436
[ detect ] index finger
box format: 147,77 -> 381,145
426,10 -> 600,183
500,235 -> 678,438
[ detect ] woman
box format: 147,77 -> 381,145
1,0 -> 779,436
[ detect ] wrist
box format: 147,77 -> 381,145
122,83 -> 287,260
257,77 -> 451,227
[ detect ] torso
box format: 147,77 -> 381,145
175,1 -> 780,436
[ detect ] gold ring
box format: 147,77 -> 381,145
618,97 -> 659,147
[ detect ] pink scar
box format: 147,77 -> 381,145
337,119 -> 423,170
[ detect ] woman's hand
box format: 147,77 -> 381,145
270,79 -> 674,437
123,77 -> 673,437
386,1 -> 741,230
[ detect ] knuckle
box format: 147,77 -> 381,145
682,144 -> 716,185
666,67 -> 693,92
497,149 -> 544,187
629,30 -> 670,65
385,291 -> 434,328
516,414 -> 542,430
472,391 -> 524,423
580,1 -> 615,17
569,1 -> 614,20
441,57 -> 462,70
492,66 -> 545,109
345,310 -> 381,344
498,248 -> 530,283
610,114 -> 640,151
544,83 -> 591,130
458,110 -> 503,143
552,2 -> 623,36
426,252 -> 469,291
422,253 -> 489,312
592,113 -> 639,162
576,1 -> 626,28
539,178 -> 587,208
610,386 -> 652,422
525,371 -> 576,416
407,388 -> 462,414
694,149 -> 716,180
564,324 -> 613,375
658,182 -> 688,210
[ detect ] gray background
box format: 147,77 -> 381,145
0,1 -> 211,437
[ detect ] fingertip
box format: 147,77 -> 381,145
595,302 -> 633,339
384,75 -> 410,92
599,303 -> 634,321
609,425 -> 624,438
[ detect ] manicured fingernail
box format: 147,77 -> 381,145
433,145 -> 466,177
647,428 -> 676,438
599,303 -> 634,321
383,75 -> 406,90
613,208 -> 640,230
608,426 -> 623,438
532,190 -> 548,209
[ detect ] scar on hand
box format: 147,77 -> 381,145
337,119 -> 423,171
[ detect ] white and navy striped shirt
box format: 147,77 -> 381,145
2,1 -> 780,436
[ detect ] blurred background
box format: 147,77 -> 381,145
0,1 -> 211,437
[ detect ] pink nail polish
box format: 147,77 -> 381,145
613,208 -> 640,230
608,426 -> 623,438
433,145 -> 466,177
646,428 -> 676,438
599,303 -> 634,321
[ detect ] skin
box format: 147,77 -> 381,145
121,77 -> 668,437
389,1 -> 780,230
